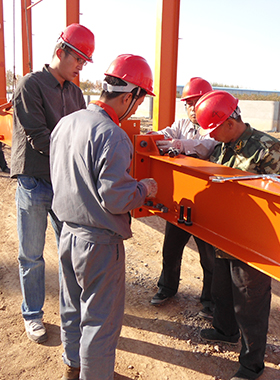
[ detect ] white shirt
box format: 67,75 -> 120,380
156,118 -> 217,159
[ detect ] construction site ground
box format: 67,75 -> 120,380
0,130 -> 280,380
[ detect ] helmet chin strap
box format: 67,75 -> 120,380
119,87 -> 141,122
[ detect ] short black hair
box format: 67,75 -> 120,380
52,42 -> 74,59
229,115 -> 242,123
52,42 -> 70,59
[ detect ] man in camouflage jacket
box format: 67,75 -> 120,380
195,90 -> 280,380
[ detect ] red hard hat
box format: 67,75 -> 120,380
181,77 -> 213,101
195,90 -> 239,131
104,54 -> 155,96
60,23 -> 95,62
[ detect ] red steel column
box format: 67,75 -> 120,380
21,0 -> 33,75
153,0 -> 180,130
66,0 -> 80,86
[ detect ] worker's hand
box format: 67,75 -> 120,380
156,139 -> 183,153
140,178 -> 158,198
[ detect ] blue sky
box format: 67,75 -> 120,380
3,0 -> 280,91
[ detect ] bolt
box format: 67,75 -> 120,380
168,148 -> 180,157
177,205 -> 185,223
140,140 -> 148,147
145,200 -> 154,207
155,203 -> 164,210
185,207 -> 193,226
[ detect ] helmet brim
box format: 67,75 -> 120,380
63,41 -> 93,62
181,94 -> 202,101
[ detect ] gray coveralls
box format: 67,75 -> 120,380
50,102 -> 148,380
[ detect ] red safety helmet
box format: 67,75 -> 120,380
195,90 -> 239,132
60,23 -> 95,62
181,77 -> 213,101
104,54 -> 155,96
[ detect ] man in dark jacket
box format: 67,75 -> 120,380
11,23 -> 95,345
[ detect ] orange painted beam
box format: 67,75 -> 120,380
21,0 -> 33,75
132,135 -> 280,281
66,0 -> 80,87
120,119 -> 140,145
0,103 -> 13,146
153,0 -> 180,131
120,119 -> 140,178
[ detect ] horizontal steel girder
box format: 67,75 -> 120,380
0,104 -> 13,146
132,134 -> 280,282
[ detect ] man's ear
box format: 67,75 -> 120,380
56,48 -> 63,60
227,118 -> 235,130
122,93 -> 133,104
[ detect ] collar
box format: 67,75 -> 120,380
225,123 -> 253,154
89,100 -> 120,125
43,64 -> 70,89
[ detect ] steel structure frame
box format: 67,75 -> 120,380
0,0 -> 279,280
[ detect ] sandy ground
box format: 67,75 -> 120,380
0,142 -> 280,380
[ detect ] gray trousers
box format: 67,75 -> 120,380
59,224 -> 125,380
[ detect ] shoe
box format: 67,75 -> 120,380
24,318 -> 48,344
230,369 -> 257,379
200,328 -> 240,345
151,289 -> 170,305
198,306 -> 213,320
1,166 -> 10,173
230,375 -> 252,379
62,365 -> 80,380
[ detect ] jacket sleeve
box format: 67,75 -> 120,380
13,76 -> 51,155
181,138 -> 218,159
258,141 -> 280,174
155,120 -> 182,139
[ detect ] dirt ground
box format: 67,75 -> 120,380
0,139 -> 280,380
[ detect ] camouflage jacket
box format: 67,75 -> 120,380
210,123 -> 280,259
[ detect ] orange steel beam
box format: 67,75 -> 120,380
132,135 -> 280,282
120,120 -> 140,178
153,0 -> 180,131
0,0 -> 7,104
0,103 -> 13,146
66,0 -> 80,87
21,0 -> 33,75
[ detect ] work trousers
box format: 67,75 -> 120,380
16,175 -> 62,320
60,224 -> 125,380
0,142 -> 8,170
158,221 -> 215,307
211,257 -> 271,379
